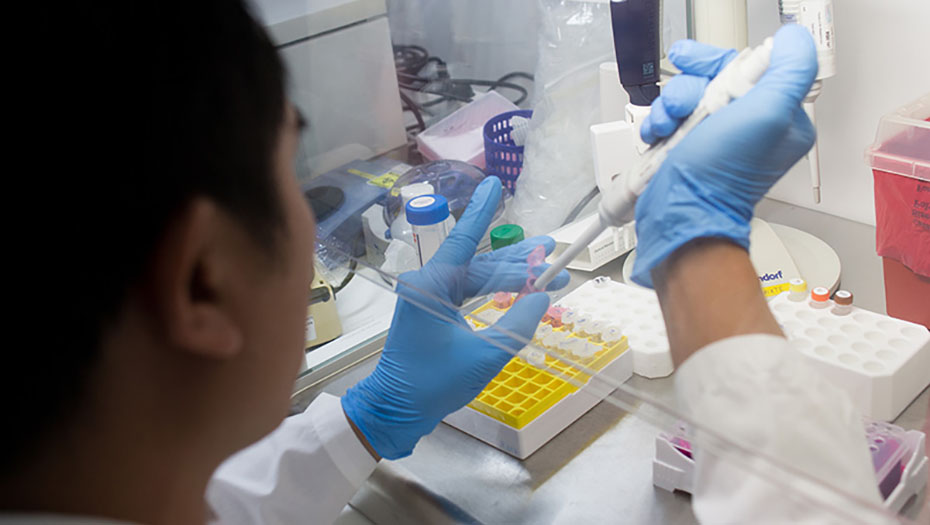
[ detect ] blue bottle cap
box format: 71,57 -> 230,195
405,194 -> 450,226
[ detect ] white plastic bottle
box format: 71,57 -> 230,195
406,194 -> 452,267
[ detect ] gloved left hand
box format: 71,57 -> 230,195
342,176 -> 570,459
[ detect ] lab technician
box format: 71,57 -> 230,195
2,2 -> 890,525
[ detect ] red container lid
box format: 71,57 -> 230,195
865,93 -> 930,183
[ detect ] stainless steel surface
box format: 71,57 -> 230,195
294,198 -> 929,524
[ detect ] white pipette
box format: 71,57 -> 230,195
534,38 -> 774,291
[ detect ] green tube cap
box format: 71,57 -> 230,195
490,224 -> 525,250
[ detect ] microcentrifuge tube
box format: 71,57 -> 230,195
563,338 -> 585,358
831,290 -> 853,316
788,278 -> 807,302
602,325 -> 623,345
526,348 -> 546,368
572,311 -> 592,335
535,323 -> 554,340
493,292 -> 514,309
809,287 -> 830,309
543,331 -> 565,350
584,341 -> 603,358
561,309 -> 579,329
586,319 -> 606,342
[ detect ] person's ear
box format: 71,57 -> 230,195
145,198 -> 248,360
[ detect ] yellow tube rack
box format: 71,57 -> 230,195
465,299 -> 629,430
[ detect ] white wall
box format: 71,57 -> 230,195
746,0 -> 930,226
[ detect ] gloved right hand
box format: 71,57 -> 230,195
631,25 -> 818,287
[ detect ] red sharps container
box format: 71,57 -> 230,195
865,93 -> 930,328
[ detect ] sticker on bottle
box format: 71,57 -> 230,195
799,0 -> 835,52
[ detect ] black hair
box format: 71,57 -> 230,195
5,0 -> 287,475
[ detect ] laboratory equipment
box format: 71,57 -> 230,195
535,38 -> 775,291
416,91 -> 519,169
865,93 -> 930,329
305,263 -> 342,349
779,0 -> 837,204
406,195 -> 451,268
809,286 -> 831,309
253,0 -> 405,177
769,289 -> 930,420
560,277 -> 673,378
304,158 -> 399,277
832,290 -> 853,316
654,420 -> 929,514
788,278 -> 808,301
381,160 -> 507,235
387,182 -> 437,249
609,0 -> 661,107
444,290 -> 633,459
489,224 -> 525,251
622,219 -> 841,296
548,207 -> 637,273
610,0 -> 661,153
483,109 -> 533,192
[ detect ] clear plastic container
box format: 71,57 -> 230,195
415,91 -> 519,168
864,420 -> 911,500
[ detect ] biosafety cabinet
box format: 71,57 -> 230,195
253,0 -> 406,179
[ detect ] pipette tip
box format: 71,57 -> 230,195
812,187 -> 821,204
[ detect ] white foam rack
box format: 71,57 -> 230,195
768,292 -> 930,421
561,277 -> 930,421
555,277 -> 674,378
653,424 -> 929,515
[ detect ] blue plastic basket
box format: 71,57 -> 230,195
483,109 -> 533,193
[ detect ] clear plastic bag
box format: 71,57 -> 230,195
507,0 -> 616,237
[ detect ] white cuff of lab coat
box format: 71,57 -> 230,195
207,393 -> 377,525
311,392 -> 379,486
675,334 -> 888,524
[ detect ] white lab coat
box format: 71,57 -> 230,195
0,335 -> 891,525
205,334 -> 891,525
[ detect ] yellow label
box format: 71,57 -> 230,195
347,168 -> 400,189
368,172 -> 400,189
762,282 -> 790,297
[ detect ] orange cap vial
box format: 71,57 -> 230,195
811,287 -> 830,302
834,290 -> 853,306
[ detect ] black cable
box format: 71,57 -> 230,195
394,44 -> 536,115
562,186 -> 601,226
332,234 -> 364,295
398,89 -> 426,133
398,83 -> 472,103
393,45 -> 429,74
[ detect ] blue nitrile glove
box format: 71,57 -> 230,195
631,25 -> 818,288
342,176 -> 570,459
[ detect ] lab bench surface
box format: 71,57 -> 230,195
292,198 -> 929,524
